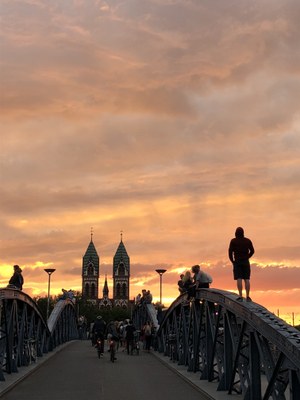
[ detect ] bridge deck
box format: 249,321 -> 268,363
0,340 -> 232,400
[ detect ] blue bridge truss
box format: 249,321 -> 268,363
134,288 -> 300,400
0,288 -> 78,381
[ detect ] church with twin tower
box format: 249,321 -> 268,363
81,232 -> 131,309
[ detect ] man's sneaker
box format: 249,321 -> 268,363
246,297 -> 252,302
236,297 -> 243,302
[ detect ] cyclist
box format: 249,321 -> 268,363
106,320 -> 119,361
92,315 -> 106,355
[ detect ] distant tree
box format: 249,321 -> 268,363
33,292 -> 131,326
154,301 -> 165,309
99,307 -> 131,324
33,296 -> 56,321
74,292 -> 131,325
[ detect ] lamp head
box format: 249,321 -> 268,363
155,269 -> 167,276
44,268 -> 56,275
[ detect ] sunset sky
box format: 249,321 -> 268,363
1,0 -> 299,326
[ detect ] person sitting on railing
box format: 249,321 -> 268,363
191,265 -> 213,289
140,289 -> 147,305
135,293 -> 142,304
8,264 -> 24,290
145,290 -> 153,304
183,270 -> 193,290
181,270 -> 195,299
178,274 -> 185,293
59,289 -> 75,302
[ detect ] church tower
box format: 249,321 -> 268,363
82,230 -> 99,304
113,232 -> 130,308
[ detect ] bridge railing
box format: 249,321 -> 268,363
155,289 -> 300,400
132,301 -> 159,332
0,288 -> 78,381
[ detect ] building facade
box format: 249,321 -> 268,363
82,233 -> 130,308
82,235 -> 99,305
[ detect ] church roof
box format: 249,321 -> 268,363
83,240 -> 99,272
113,240 -> 129,272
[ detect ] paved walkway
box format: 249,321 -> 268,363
0,341 -> 234,400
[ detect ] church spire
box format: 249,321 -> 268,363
103,274 -> 109,297
91,226 -> 93,242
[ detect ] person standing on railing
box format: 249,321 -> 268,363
228,227 -> 255,302
8,264 -> 24,290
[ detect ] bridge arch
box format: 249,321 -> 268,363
155,288 -> 300,400
0,288 -> 78,381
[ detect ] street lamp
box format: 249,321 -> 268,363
155,269 -> 167,305
44,268 -> 56,320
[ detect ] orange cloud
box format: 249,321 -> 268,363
1,1 -> 299,324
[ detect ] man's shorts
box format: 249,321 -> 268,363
233,259 -> 251,280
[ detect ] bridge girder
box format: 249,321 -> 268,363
135,289 -> 300,400
0,288 -> 78,381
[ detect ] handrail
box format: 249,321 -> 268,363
156,288 -> 300,400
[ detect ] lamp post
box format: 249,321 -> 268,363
155,269 -> 167,305
44,268 -> 56,320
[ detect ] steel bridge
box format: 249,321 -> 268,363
0,288 -> 78,381
133,288 -> 300,400
1,287 -> 300,400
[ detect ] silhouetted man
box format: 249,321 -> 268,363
92,315 -> 106,353
228,227 -> 255,302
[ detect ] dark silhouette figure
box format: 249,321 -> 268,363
125,320 -> 136,355
228,227 -> 255,302
182,270 -> 195,299
191,265 -> 212,289
178,274 -> 185,293
9,265 -> 24,290
92,315 -> 106,353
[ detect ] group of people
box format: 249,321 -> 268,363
90,317 -> 140,357
89,316 -> 157,357
5,227 -> 255,303
178,264 -> 213,297
135,289 -> 153,305
177,226 -> 255,301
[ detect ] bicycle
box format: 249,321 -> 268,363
131,330 -> 140,355
109,337 -> 117,362
95,337 -> 103,359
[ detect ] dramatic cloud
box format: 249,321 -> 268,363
1,1 -> 299,321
